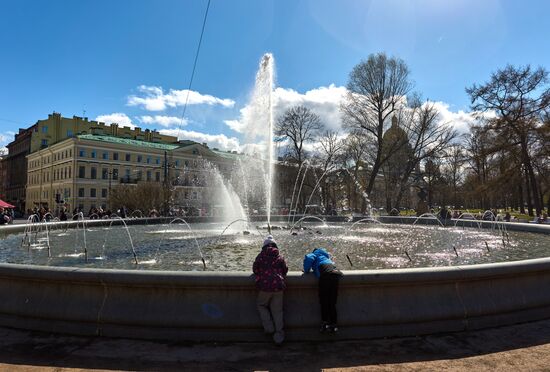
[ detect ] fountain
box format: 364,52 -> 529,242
237,53 -> 276,230
1,53 -> 550,342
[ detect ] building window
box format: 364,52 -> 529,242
101,189 -> 107,198
146,170 -> 152,181
136,170 -> 142,181
146,156 -> 151,164
69,168 -> 72,178
175,160 -> 180,167
90,188 -> 96,198
184,160 -> 189,168
91,150 -> 96,159
113,152 -> 119,160
156,158 -> 160,165
79,148 -> 86,157
112,168 -> 119,180
78,166 -> 86,178
102,152 -> 109,160
78,188 -> 85,197
42,126 -> 48,133
137,155 -> 142,163
90,167 -> 97,179
102,168 -> 108,179
67,130 -> 73,137
41,139 -> 48,147
155,172 -> 160,182
125,153 -> 131,161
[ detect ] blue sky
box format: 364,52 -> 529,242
1,0 -> 549,150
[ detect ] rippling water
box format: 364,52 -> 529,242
1,221 -> 549,271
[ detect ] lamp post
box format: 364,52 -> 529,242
162,150 -> 177,216
108,169 -> 112,211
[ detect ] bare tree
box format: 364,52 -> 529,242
339,132 -> 371,212
443,144 -> 467,208
341,53 -> 413,204
275,105 -> 323,166
392,100 -> 458,209
466,64 -> 550,215
109,182 -> 166,214
312,130 -> 344,212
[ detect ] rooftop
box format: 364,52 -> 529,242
77,134 -> 179,151
211,149 -> 244,160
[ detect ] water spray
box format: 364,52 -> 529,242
346,254 -> 353,267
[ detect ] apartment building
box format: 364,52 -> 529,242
26,133 -> 234,214
5,112 -> 177,212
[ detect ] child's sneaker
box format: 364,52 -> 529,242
329,324 -> 339,333
319,322 -> 330,333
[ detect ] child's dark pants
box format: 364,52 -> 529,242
319,270 -> 341,325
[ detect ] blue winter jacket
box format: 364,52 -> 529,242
303,248 -> 334,278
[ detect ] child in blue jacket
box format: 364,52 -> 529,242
303,248 -> 343,332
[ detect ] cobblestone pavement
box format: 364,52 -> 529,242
0,319 -> 550,371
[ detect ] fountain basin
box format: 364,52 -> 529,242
2,217 -> 549,271
0,257 -> 549,341
1,218 -> 549,341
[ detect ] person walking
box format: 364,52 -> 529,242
252,235 -> 288,345
303,248 -> 343,333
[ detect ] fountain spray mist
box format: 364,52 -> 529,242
241,53 -> 276,229
266,54 -> 274,229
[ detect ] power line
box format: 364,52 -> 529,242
0,117 -> 26,125
178,0 -> 212,139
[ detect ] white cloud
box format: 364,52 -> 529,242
225,84 -> 347,135
223,119 -> 247,133
274,84 -> 347,131
0,133 -> 10,146
0,131 -> 17,155
431,101 -> 495,134
139,115 -> 187,127
95,113 -> 136,129
159,128 -> 241,152
128,85 -> 235,111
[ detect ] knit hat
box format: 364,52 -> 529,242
263,235 -> 277,248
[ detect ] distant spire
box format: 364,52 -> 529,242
391,115 -> 398,127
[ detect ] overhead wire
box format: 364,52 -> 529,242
177,0 -> 212,141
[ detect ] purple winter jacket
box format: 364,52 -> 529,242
253,245 -> 288,292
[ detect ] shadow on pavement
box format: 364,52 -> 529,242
0,319 -> 550,371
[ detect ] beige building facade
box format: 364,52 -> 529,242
5,112 -> 178,212
26,134 -> 235,215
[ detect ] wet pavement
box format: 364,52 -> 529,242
1,319 -> 550,371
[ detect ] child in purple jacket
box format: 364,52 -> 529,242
253,235 -> 288,344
